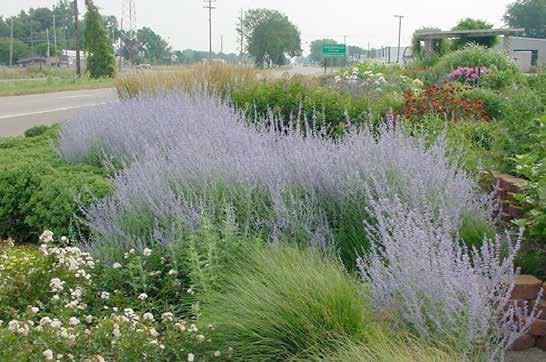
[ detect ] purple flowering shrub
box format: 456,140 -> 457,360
357,192 -> 541,359
59,92 -> 491,264
448,66 -> 491,84
57,90 -> 538,357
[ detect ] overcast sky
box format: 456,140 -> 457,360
2,0 -> 514,54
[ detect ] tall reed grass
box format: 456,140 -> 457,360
113,63 -> 258,99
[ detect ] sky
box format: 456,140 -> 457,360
2,0 -> 515,54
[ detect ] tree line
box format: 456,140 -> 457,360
1,0 -> 544,69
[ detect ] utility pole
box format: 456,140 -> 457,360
46,28 -> 50,58
343,35 -> 347,65
53,14 -> 58,56
9,17 -> 14,66
203,0 -> 216,61
30,20 -> 34,56
239,8 -> 244,65
63,14 -> 69,57
74,0 -> 81,77
220,34 -> 223,54
394,15 -> 404,64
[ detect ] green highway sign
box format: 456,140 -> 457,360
321,44 -> 346,56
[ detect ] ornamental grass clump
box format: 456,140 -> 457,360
59,91 -> 492,265
114,63 -> 257,99
200,246 -> 377,361
357,192 -> 541,360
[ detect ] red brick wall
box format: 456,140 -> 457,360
510,275 -> 546,351
493,172 -> 527,222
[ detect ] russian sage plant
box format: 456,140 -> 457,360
59,91 -> 492,266
357,191 -> 540,360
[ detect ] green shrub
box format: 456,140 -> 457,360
232,77 -> 402,134
494,87 -> 543,171
509,116 -> 546,241
201,246 -> 379,361
23,125 -> 49,138
465,88 -> 507,120
434,44 -> 519,77
402,115 -> 496,171
527,73 -> 546,105
403,65 -> 440,87
516,249 -> 546,279
479,69 -> 527,90
0,238 -> 225,361
459,214 -> 496,248
0,126 -> 110,242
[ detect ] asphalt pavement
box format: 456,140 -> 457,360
0,88 -> 116,137
0,66 -> 328,138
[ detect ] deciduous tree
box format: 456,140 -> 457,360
451,18 -> 498,49
242,9 -> 301,68
504,0 -> 546,39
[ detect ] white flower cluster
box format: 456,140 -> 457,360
400,74 -> 424,95
7,320 -> 30,336
3,232 -> 225,361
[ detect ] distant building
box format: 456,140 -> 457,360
16,57 -> 47,68
495,36 -> 546,72
59,50 -> 87,67
367,46 -> 412,64
201,58 -> 226,64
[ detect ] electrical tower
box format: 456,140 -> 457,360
121,0 -> 137,37
121,0 -> 138,65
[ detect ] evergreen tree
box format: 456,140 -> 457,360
83,0 -> 115,78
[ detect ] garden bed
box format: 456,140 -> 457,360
1,46 -> 545,360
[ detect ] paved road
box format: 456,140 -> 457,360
0,66 -> 328,138
0,88 -> 116,137
263,65 -> 334,79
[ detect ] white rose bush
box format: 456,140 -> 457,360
0,233 -> 226,361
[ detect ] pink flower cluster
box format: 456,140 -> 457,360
448,66 -> 491,83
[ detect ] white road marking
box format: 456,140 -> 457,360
56,94 -> 96,99
0,102 -> 113,120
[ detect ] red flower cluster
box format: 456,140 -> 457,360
402,84 -> 489,122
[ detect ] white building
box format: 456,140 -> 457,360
495,36 -> 546,72
59,49 -> 87,67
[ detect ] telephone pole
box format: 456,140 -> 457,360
46,28 -> 50,58
239,8 -> 244,65
394,15 -> 404,64
203,0 -> 216,61
53,14 -> 58,55
74,0 -> 81,77
344,35 -> 347,65
9,17 -> 14,66
30,20 -> 34,56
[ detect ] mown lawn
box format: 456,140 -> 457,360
0,77 -> 113,97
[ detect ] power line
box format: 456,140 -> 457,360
203,0 -> 216,61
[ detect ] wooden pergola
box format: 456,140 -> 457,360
414,28 -> 525,55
